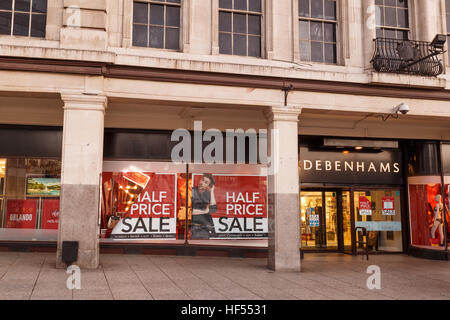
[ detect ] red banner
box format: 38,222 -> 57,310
359,196 -> 372,216
42,199 -> 60,229
192,174 -> 267,239
5,199 -> 37,229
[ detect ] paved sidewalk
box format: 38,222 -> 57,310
0,252 -> 448,300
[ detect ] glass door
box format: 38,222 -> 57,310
300,191 -> 338,250
341,191 -> 352,253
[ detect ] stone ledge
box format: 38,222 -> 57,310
370,72 -> 447,89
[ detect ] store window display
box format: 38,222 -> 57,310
0,158 -> 61,240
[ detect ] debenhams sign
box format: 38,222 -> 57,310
299,147 -> 402,185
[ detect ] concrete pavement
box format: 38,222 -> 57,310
0,252 -> 449,300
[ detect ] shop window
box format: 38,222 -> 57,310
100,161 -> 268,244
375,0 -> 409,40
132,0 -> 181,50
354,190 -> 403,252
0,158 -> 61,240
219,0 -> 263,57
409,181 -> 449,248
0,0 -> 47,38
298,0 -> 338,64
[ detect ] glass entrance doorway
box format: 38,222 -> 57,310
300,190 -> 351,251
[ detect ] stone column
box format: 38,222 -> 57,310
416,0 -> 441,41
56,93 -> 107,269
265,106 -> 302,272
362,0 -> 376,71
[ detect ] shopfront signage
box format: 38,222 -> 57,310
42,199 -> 60,230
359,196 -> 373,215
382,196 -> 395,216
299,147 -> 403,185
192,174 -> 268,239
5,199 -> 37,229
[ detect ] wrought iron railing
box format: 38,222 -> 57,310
371,37 -> 445,77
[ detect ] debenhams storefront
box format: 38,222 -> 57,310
0,126 -> 448,259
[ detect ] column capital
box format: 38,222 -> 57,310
264,106 -> 302,122
61,92 -> 108,112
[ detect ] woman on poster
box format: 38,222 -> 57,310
191,174 -> 217,239
430,194 -> 445,246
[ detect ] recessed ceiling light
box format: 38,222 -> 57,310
355,146 -> 363,150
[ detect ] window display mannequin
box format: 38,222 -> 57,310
430,194 -> 444,246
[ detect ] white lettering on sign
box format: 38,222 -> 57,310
302,160 -> 400,173
130,191 -> 171,216
9,214 -> 33,221
225,192 -> 263,216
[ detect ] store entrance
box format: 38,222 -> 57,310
300,190 -> 352,252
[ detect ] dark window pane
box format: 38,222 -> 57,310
299,40 -> 310,61
13,12 -> 29,36
219,11 -> 231,32
384,28 -> 396,38
324,43 -> 336,63
165,27 -> 179,49
0,0 -> 12,10
299,20 -> 309,40
397,9 -> 408,28
248,0 -> 261,12
15,0 -> 30,12
398,30 -> 408,40
167,0 -> 181,3
376,28 -> 383,38
447,13 -> 450,32
32,0 -> 47,13
385,7 -> 396,27
310,21 -> 323,41
311,0 -> 323,18
219,0 -> 232,9
133,2 -> 148,24
133,24 -> 148,47
375,0 -> 383,5
219,32 -> 232,54
150,4 -> 164,25
149,26 -> 164,48
248,14 -> 260,35
234,0 -> 247,10
447,0 -> 450,11
30,13 -> 45,37
0,12 -> 11,35
385,0 -> 395,6
233,13 -> 246,33
397,0 -> 407,8
248,35 -> 260,57
376,5 -> 383,26
233,34 -> 246,55
324,0 -> 336,20
299,0 -> 309,17
324,22 -> 335,42
166,5 -> 180,27
311,41 -> 324,62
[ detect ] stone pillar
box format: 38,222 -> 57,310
266,106 -> 302,272
362,0 -> 376,71
416,0 -> 441,41
56,93 -> 107,269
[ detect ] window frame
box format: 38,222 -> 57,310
131,0 -> 183,51
0,0 -> 48,38
296,0 -> 341,65
375,0 -> 411,40
445,0 -> 450,63
217,0 -> 265,58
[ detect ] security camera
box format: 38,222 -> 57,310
394,103 -> 410,115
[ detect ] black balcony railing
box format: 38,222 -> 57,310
371,36 -> 446,77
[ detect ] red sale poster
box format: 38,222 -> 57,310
107,173 -> 177,239
5,199 -> 37,229
192,174 -> 268,239
382,196 -> 395,216
42,199 -> 60,230
359,196 -> 372,216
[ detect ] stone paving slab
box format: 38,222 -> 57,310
0,252 -> 448,300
